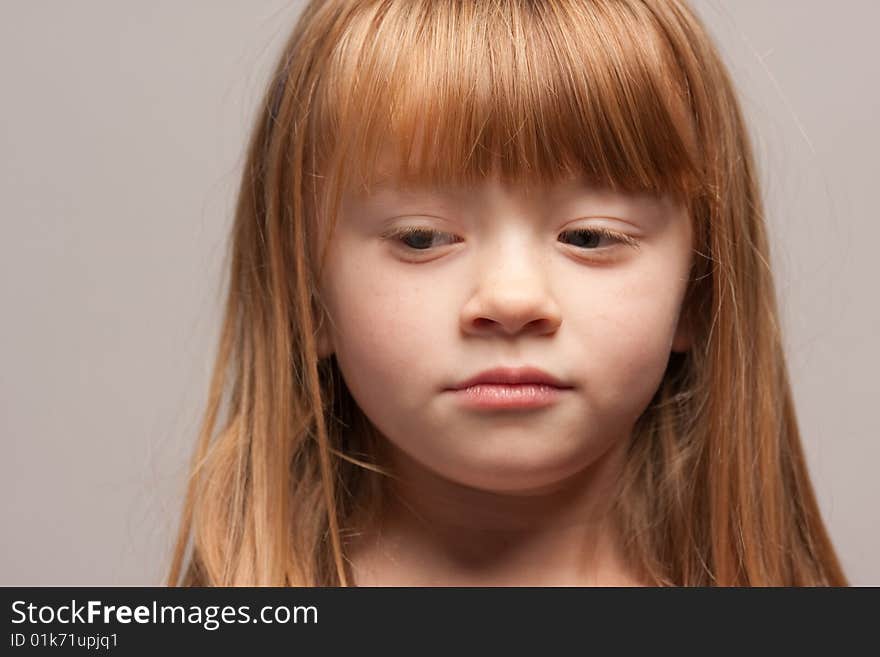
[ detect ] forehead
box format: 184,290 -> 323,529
348,157 -> 601,201
340,174 -> 686,236
347,170 -> 667,208
335,139 -> 688,224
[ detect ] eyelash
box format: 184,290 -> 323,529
384,226 -> 639,255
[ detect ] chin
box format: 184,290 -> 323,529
434,447 -> 608,495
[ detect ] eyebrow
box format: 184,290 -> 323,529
352,181 -> 464,204
351,174 -> 659,212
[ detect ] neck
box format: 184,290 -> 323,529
347,436 -> 643,586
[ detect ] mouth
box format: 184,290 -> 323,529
448,366 -> 573,391
446,383 -> 571,411
446,366 -> 574,411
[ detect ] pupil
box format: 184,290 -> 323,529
570,230 -> 599,248
405,230 -> 434,249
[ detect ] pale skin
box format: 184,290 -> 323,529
316,170 -> 694,586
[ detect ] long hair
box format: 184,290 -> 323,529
166,0 -> 847,586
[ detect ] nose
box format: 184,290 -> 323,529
460,251 -> 563,338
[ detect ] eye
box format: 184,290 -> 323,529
558,227 -> 639,251
385,226 -> 461,251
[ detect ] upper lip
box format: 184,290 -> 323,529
449,366 -> 573,390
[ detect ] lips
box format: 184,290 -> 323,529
449,366 -> 573,391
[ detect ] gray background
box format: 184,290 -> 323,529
1,1 -> 877,585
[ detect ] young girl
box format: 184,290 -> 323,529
167,0 -> 848,586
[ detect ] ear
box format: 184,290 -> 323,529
314,314 -> 335,360
671,305 -> 692,354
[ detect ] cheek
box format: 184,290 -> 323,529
322,256 -> 447,405
568,267 -> 686,418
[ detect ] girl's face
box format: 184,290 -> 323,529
317,172 -> 693,493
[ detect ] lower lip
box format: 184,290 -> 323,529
448,384 -> 571,410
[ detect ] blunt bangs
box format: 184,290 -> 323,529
310,0 -> 702,201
